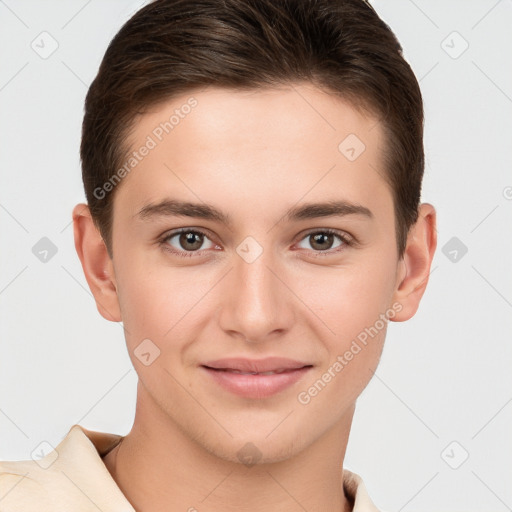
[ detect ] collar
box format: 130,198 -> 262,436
1,424 -> 381,511
76,424 -> 382,511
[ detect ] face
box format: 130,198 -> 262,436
106,84 -> 405,463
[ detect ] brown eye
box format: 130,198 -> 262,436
309,232 -> 335,251
296,229 -> 351,255
162,229 -> 216,255
178,231 -> 204,251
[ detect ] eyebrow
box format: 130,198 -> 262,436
135,198 -> 373,226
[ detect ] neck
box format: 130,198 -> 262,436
103,382 -> 355,512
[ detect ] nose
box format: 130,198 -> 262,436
217,239 -> 296,344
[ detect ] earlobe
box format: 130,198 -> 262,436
391,203 -> 437,322
72,203 -> 121,322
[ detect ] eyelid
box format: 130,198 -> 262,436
293,227 -> 355,257
297,227 -> 355,245
158,227 -> 219,256
160,226 -> 216,242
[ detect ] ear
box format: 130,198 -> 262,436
72,203 -> 121,322
391,203 -> 437,322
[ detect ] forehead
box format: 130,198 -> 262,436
113,84 -> 390,223
139,84 -> 380,153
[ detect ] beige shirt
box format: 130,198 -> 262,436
0,424 -> 382,511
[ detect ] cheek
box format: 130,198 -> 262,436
297,266 -> 394,411
114,253 -> 216,356
307,256 -> 397,342
302,257 -> 396,400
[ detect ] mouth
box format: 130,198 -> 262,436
202,366 -> 311,376
201,356 -> 313,374
200,359 -> 313,399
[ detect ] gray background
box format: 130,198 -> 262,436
1,1 -> 511,510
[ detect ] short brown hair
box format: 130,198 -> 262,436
80,0 -> 424,259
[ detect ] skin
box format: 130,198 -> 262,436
73,83 -> 437,512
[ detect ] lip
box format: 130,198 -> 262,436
201,357 -> 311,373
200,357 -> 313,399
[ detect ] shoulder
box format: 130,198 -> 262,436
0,424 -> 128,512
0,458 -> 56,511
343,468 -> 388,512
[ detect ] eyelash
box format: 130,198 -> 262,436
158,228 -> 354,259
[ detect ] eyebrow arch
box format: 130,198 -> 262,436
284,200 -> 373,222
135,198 -> 373,226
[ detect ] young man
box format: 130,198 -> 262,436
0,0 -> 436,510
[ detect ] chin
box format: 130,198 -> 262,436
201,431 -> 306,467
